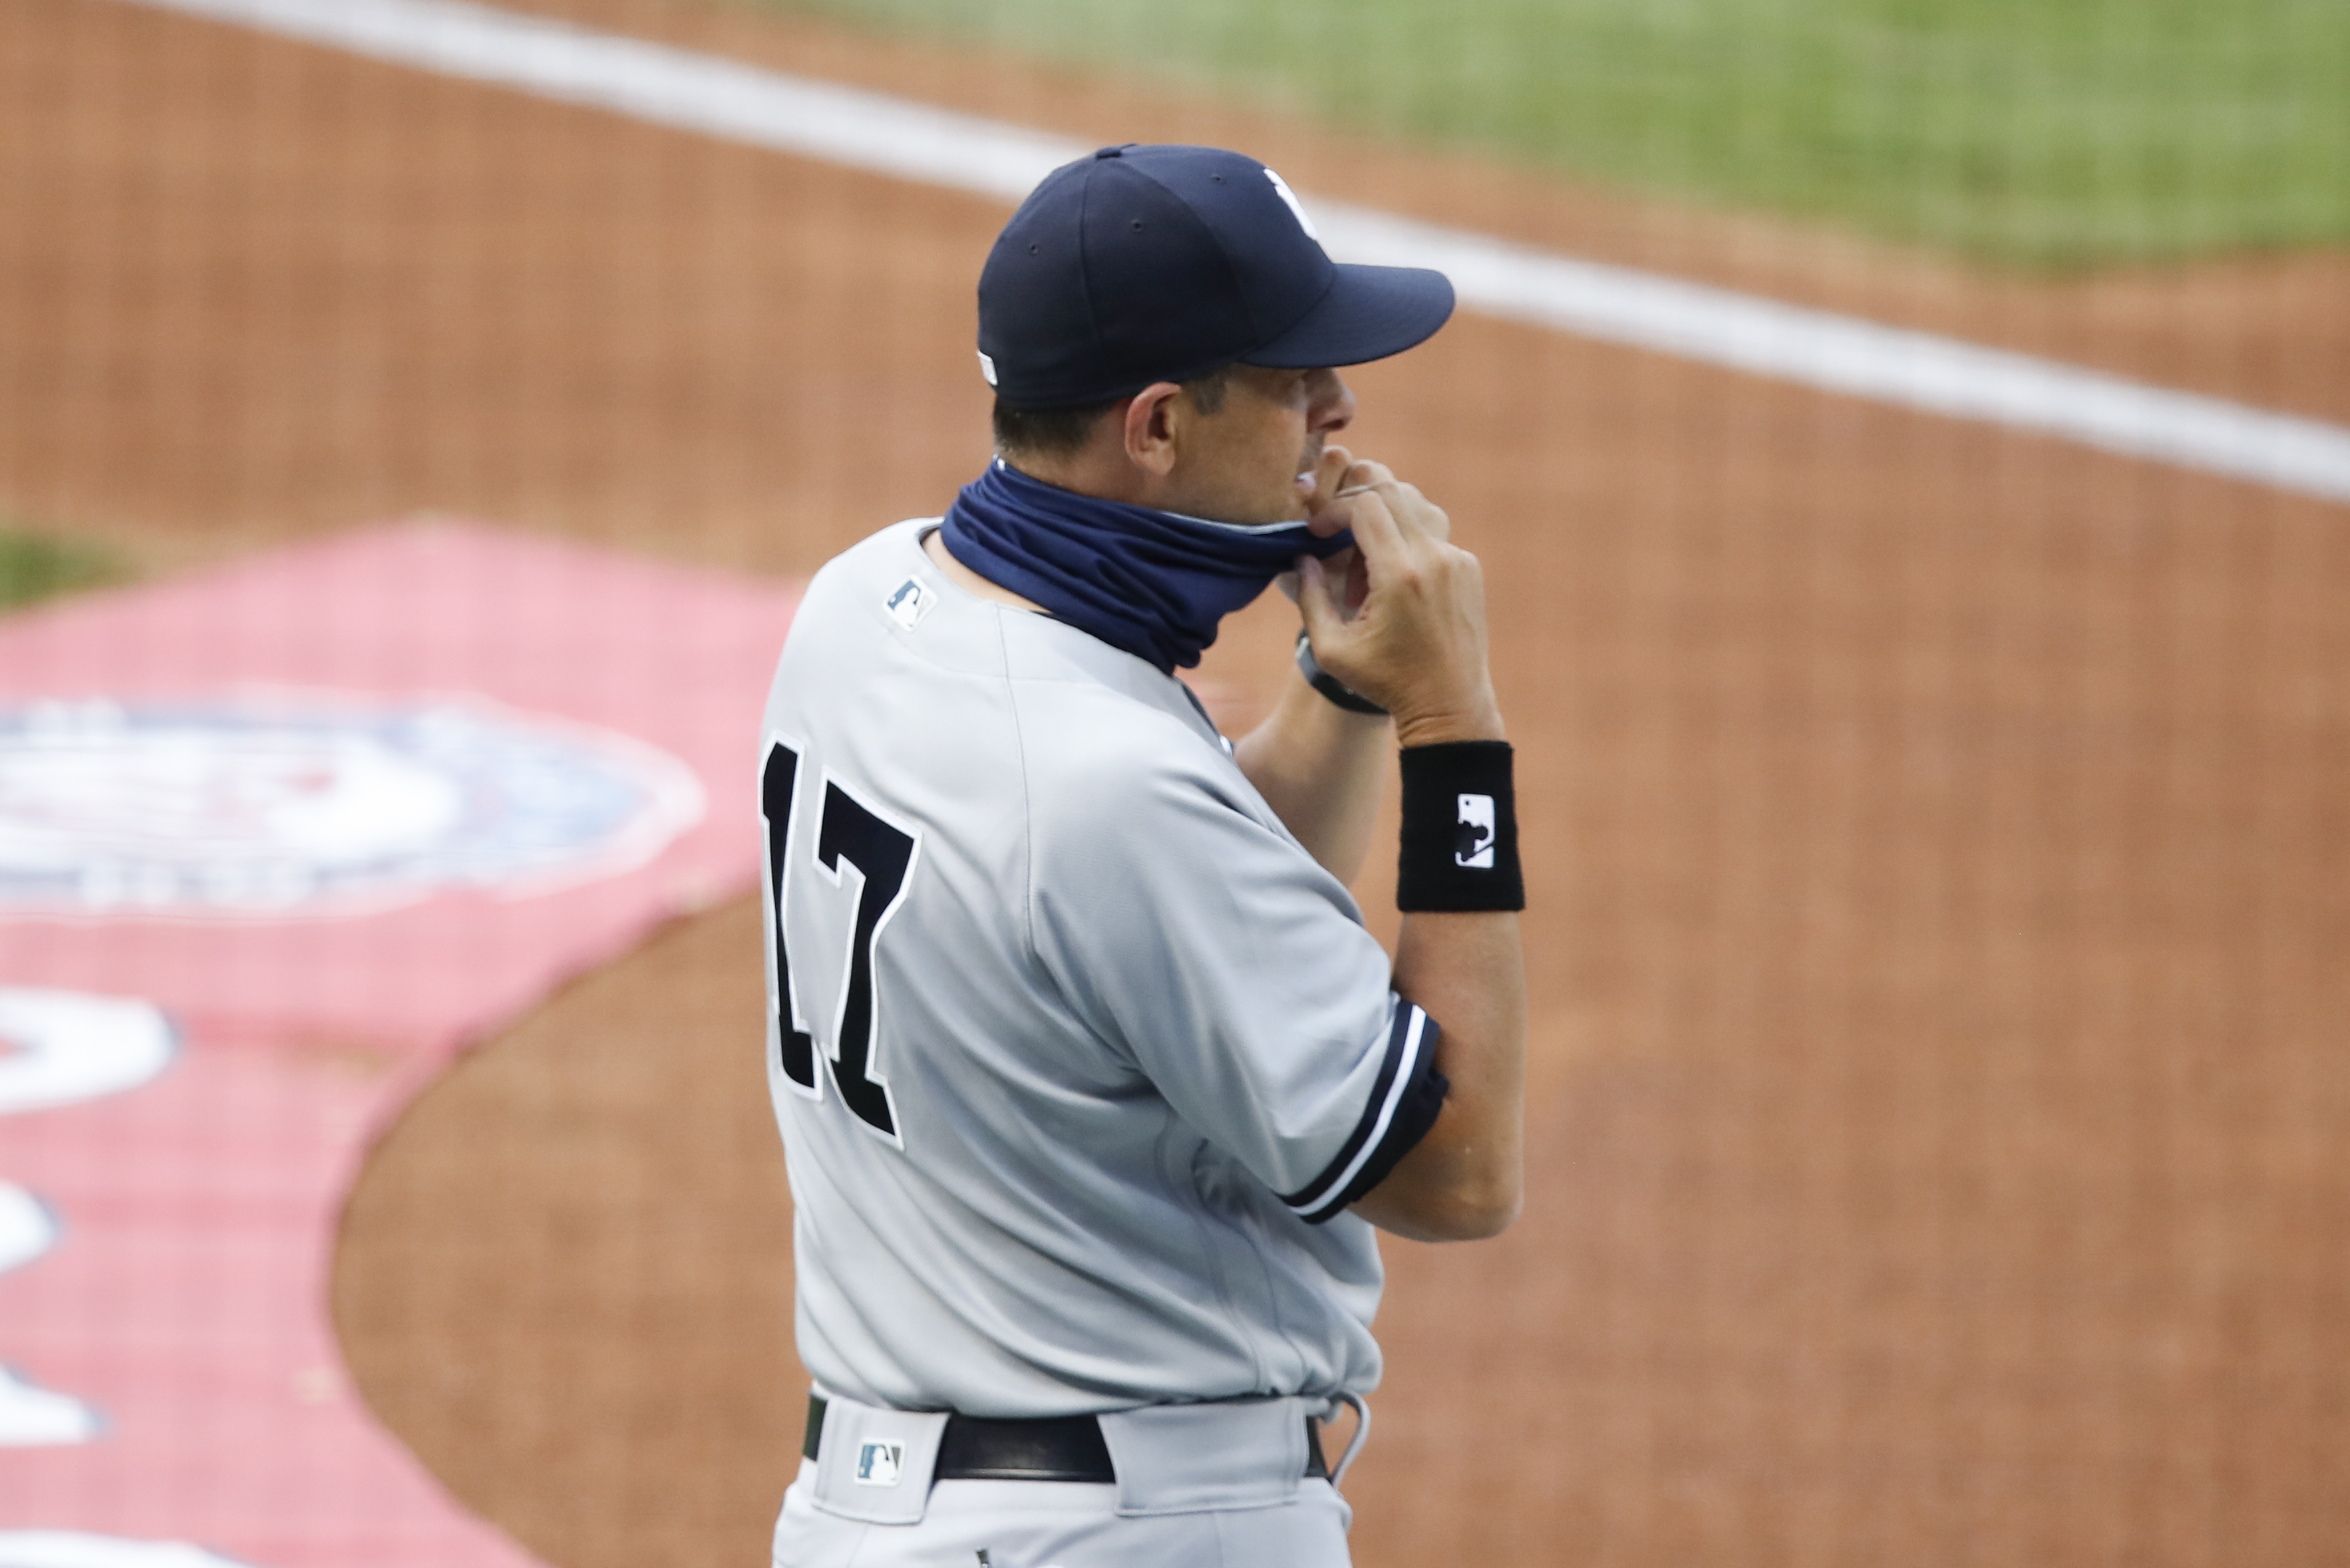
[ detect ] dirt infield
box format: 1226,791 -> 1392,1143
7,0 -> 2350,1563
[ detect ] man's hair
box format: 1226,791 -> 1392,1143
992,365 -> 1235,460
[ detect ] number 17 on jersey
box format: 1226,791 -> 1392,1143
761,738 -> 922,1148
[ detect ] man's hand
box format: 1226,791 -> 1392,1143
1289,447 -> 1526,1243
1295,448 -> 1504,750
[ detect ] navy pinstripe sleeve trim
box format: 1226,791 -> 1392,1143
1279,1001 -> 1450,1225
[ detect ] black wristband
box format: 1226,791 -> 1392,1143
1397,741 -> 1524,912
1294,629 -> 1389,716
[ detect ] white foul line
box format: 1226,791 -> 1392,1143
112,0 -> 2350,506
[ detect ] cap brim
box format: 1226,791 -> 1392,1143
1242,263 -> 1455,369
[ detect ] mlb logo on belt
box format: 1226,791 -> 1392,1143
856,1440 -> 906,1486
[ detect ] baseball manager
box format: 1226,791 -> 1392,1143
759,142 -> 1527,1567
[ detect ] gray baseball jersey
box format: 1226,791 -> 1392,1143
758,519 -> 1444,1419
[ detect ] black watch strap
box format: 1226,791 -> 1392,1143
1294,629 -> 1390,716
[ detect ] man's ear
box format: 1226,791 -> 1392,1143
1120,382 -> 1186,478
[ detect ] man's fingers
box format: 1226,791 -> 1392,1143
1305,449 -> 1363,536
1323,544 -> 1370,616
1336,480 -> 1447,543
1397,482 -> 1450,542
1303,446 -> 1357,536
1309,458 -> 1454,629
1331,479 -> 1409,569
1295,554 -> 1342,641
1331,458 -> 1392,499
1309,446 -> 1355,508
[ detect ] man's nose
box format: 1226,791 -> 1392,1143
1308,370 -> 1357,432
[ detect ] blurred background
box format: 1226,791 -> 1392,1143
2,0 -> 2347,1564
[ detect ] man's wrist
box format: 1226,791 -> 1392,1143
1393,693 -> 1506,748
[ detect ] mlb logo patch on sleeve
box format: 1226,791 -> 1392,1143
1455,792 -> 1496,869
856,1440 -> 906,1486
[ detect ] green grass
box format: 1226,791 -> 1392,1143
0,528 -> 127,616
758,0 -> 2350,268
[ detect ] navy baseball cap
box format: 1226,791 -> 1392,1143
976,144 -> 1455,408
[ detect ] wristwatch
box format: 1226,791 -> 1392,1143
1293,629 -> 1389,716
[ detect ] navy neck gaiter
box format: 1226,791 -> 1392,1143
939,460 -> 1350,675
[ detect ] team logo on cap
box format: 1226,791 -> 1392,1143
1263,168 -> 1322,242
0,693 -> 704,918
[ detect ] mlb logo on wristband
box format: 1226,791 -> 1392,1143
1454,793 -> 1496,869
1399,746 -> 1520,911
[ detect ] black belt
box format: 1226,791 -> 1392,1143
804,1394 -> 1329,1483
